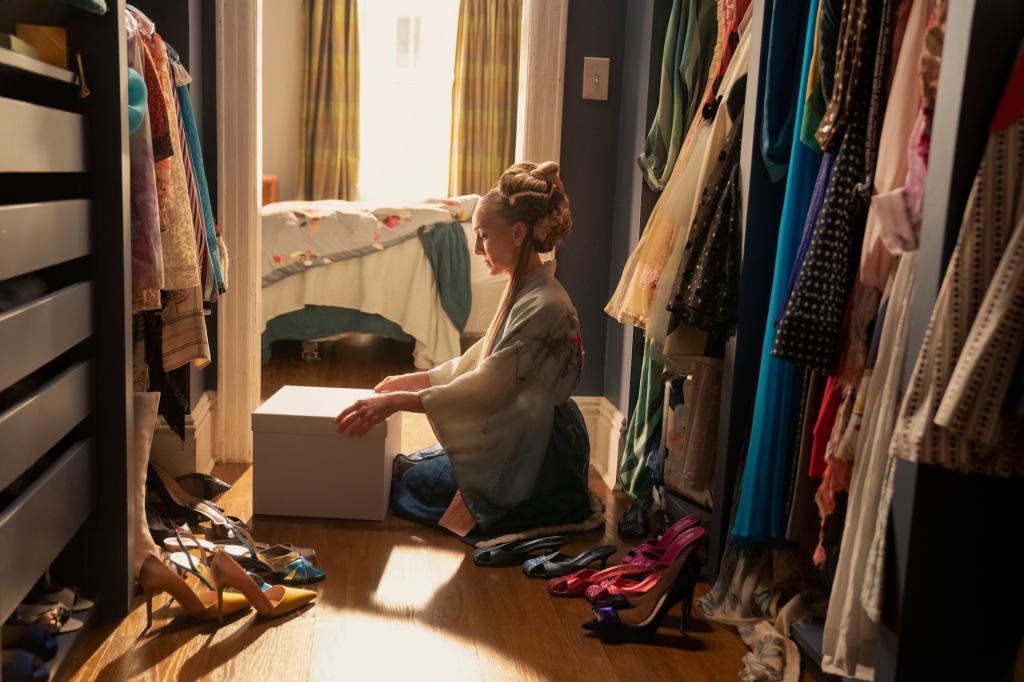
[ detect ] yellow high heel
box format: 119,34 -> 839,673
137,555 -> 251,631
210,551 -> 317,620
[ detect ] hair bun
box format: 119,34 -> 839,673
489,160 -> 573,252
534,161 -> 560,182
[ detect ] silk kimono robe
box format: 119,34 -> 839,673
392,262 -> 593,536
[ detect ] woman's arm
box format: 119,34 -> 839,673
335,391 -> 424,437
374,372 -> 431,393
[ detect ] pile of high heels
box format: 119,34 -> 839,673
552,513 -> 706,638
138,526 -> 317,632
146,462 -> 324,586
2,574 -> 94,681
470,512 -> 707,641
561,512 -> 704,634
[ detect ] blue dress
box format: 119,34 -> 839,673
730,0 -> 822,546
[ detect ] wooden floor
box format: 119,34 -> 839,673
60,337 -> 789,681
260,335 -> 443,400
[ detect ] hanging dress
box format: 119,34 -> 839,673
613,9 -> 754,501
759,0 -> 812,181
127,29 -> 164,311
889,82 -> 1024,477
729,0 -> 821,546
860,1 -> 949,619
617,339 -> 666,497
605,0 -> 750,333
645,12 -> 753,346
770,0 -> 893,373
141,31 -> 201,291
820,2 -> 932,676
637,0 -> 718,192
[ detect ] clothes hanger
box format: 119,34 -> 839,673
125,5 -> 156,37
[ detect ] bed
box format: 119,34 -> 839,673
260,194 -> 507,369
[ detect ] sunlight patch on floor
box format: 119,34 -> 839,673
401,412 -> 437,454
371,544 -> 466,610
310,612 -> 549,682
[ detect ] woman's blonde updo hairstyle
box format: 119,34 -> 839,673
479,160 -> 572,253
477,161 -> 572,357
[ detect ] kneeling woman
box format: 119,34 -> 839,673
335,161 -> 593,539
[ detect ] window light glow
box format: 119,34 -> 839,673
358,0 -> 461,204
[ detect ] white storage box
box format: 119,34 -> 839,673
251,385 -> 402,520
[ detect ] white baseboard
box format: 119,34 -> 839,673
576,395 -> 625,491
150,391 -> 216,477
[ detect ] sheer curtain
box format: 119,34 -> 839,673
357,0 -> 460,203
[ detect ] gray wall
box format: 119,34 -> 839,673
603,0 -> 656,414
263,0 -> 304,201
557,0 -> 628,398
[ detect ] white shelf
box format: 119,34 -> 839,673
0,46 -> 76,84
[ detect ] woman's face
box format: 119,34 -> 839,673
473,207 -> 526,277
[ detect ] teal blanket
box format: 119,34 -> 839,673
261,220 -> 471,363
418,220 -> 471,333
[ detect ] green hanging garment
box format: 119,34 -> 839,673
637,0 -> 717,192
617,339 -> 666,497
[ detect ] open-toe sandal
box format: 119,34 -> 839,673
472,536 -> 567,568
227,521 -> 325,584
522,544 -> 617,578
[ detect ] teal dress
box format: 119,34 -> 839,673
731,0 -> 821,546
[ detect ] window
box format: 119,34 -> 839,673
357,0 -> 461,204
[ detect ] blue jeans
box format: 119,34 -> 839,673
389,443 -> 457,527
389,400 -> 593,541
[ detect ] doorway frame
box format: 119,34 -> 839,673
213,0 -> 568,463
213,0 -> 262,462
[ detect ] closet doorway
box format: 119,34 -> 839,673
229,0 -> 570,462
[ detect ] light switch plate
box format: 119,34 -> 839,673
583,57 -> 610,101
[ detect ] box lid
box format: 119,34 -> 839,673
252,385 -> 384,436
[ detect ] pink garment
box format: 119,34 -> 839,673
701,0 -> 752,107
858,0 -> 938,288
127,32 -> 164,310
886,0 -> 947,255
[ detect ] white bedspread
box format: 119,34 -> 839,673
261,201 -> 454,286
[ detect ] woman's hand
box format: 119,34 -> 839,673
335,392 -> 421,437
374,372 -> 430,393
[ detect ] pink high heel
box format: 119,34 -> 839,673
621,513 -> 701,564
547,516 -> 703,597
585,526 -> 705,604
547,562 -> 650,597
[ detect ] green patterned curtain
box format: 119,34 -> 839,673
448,0 -> 523,196
298,0 -> 359,200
